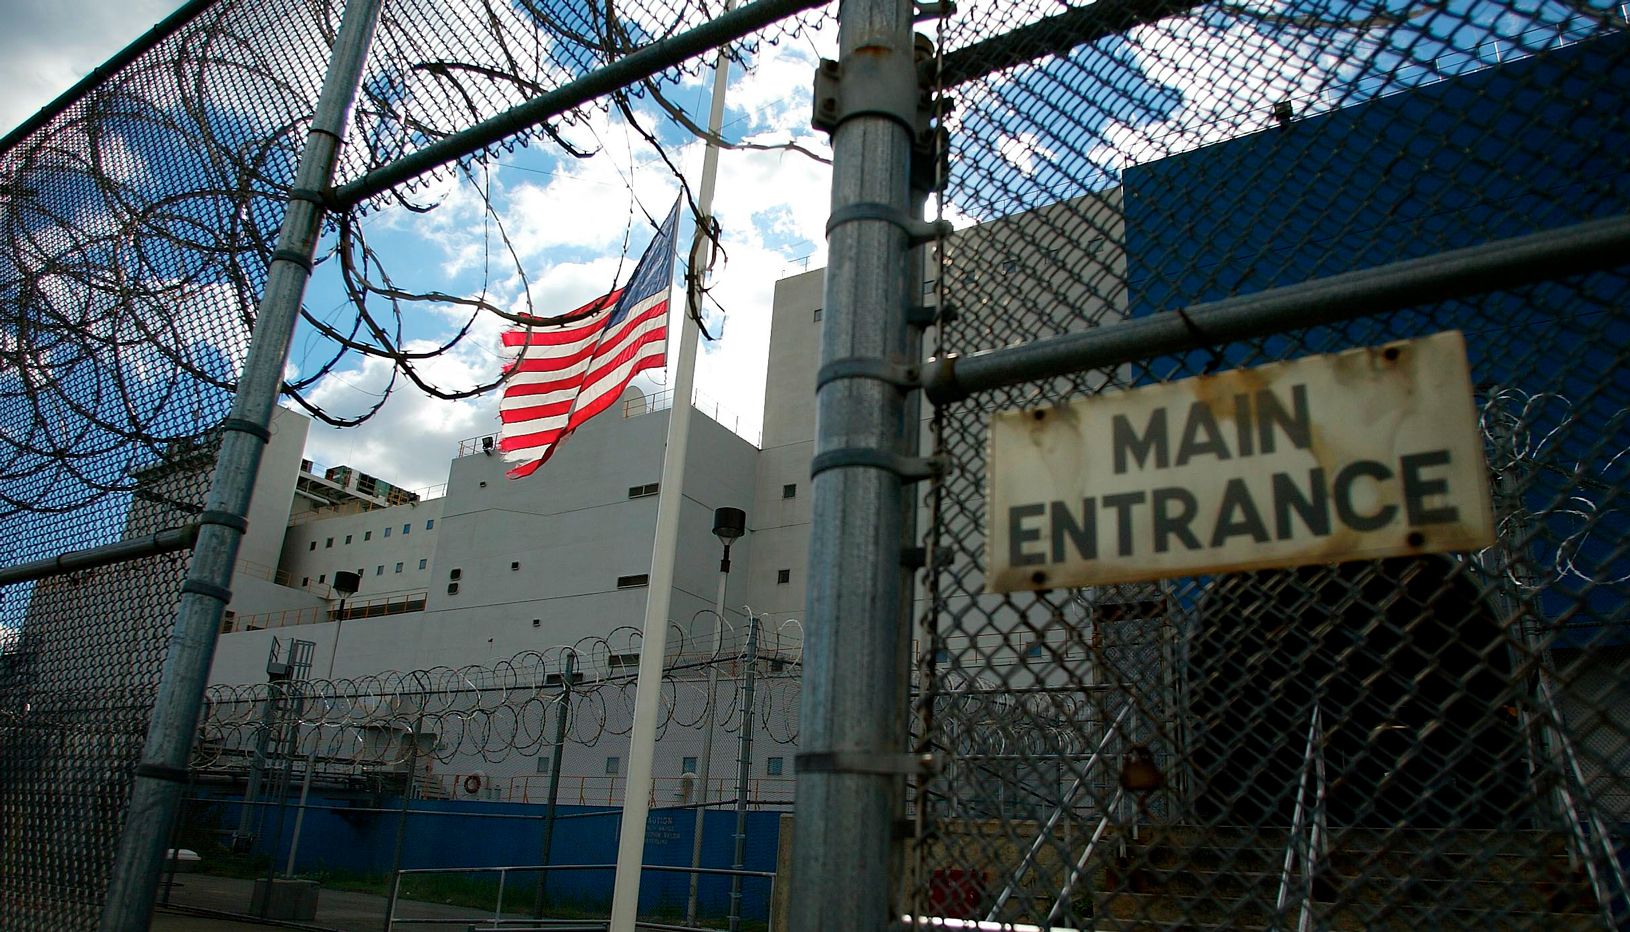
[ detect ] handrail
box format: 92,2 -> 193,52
1041,787 -> 1122,929
1536,675 -> 1629,929
985,700 -> 1133,921
1274,704 -> 1325,932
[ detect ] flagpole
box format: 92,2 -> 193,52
607,15 -> 736,932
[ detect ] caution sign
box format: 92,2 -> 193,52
986,331 -> 1494,592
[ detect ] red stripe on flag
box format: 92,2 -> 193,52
498,399 -> 573,424
507,302 -> 668,373
502,290 -> 623,346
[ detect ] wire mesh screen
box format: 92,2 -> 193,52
916,2 -> 1630,929
0,0 -> 827,925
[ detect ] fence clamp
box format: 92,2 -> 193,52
825,202 -> 950,246
816,357 -> 920,393
797,751 -> 941,776
811,448 -> 945,484
812,42 -> 919,137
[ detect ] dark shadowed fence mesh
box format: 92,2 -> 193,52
913,2 -> 1630,929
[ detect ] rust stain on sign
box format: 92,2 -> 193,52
986,330 -> 1495,592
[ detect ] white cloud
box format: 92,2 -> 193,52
0,0 -> 187,136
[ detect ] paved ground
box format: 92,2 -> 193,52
155,873 -> 553,932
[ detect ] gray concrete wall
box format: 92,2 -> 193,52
277,498 -> 444,602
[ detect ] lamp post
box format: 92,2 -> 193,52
687,506 -> 745,925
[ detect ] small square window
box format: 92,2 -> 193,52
419,559 -> 427,570
364,531 -> 372,541
376,565 -> 384,576
426,519 -> 434,530
395,562 -> 403,574
403,523 -> 411,534
776,569 -> 791,584
532,619 -> 540,627
605,756 -> 620,776
325,538 -> 333,548
782,483 -> 797,499
683,756 -> 698,773
450,568 -> 462,580
511,561 -> 520,570
448,582 -> 460,594
302,577 -> 310,587
536,755 -> 552,774
812,307 -> 823,321
318,574 -> 326,584
357,568 -> 364,577
384,527 -> 391,538
766,757 -> 784,776
308,541 -> 316,551
344,534 -> 352,545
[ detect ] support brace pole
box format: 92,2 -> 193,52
97,1 -> 382,928
790,1 -> 920,930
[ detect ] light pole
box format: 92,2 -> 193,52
688,506 -> 745,926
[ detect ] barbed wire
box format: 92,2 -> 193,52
191,618 -> 804,769
0,0 -> 834,527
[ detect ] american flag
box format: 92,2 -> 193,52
498,198 -> 679,479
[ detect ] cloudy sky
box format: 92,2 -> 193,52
3,0 -> 840,494
3,0 -> 1569,501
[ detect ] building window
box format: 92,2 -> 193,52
318,574 -> 325,583
812,307 -> 822,321
628,483 -> 659,499
511,561 -> 520,570
782,483 -> 796,499
448,582 -> 460,594
683,756 -> 698,773
605,756 -> 620,776
426,519 -> 434,530
308,541 -> 316,551
403,523 -> 411,534
776,569 -> 791,584
384,526 -> 391,538
302,577 -> 310,587
376,565 -> 384,576
766,757 -> 784,776
395,562 -> 403,574
450,568 -> 462,580
419,559 -> 427,570
325,537 -> 334,548
536,755 -> 552,774
357,568 -> 364,577
364,531 -> 372,541
344,534 -> 352,545
617,574 -> 650,589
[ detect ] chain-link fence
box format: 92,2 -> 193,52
908,2 -> 1630,930
151,637 -> 797,929
6,0 -> 1630,928
0,0 -> 826,926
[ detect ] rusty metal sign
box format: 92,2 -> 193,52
986,330 -> 1495,592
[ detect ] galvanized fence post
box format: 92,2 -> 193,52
534,652 -> 575,917
728,615 -> 760,931
791,0 -> 936,928
96,1 -> 384,928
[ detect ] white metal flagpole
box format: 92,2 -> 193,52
607,14 -> 736,930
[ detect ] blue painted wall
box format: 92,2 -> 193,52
199,794 -> 784,920
1121,32 -> 1630,639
